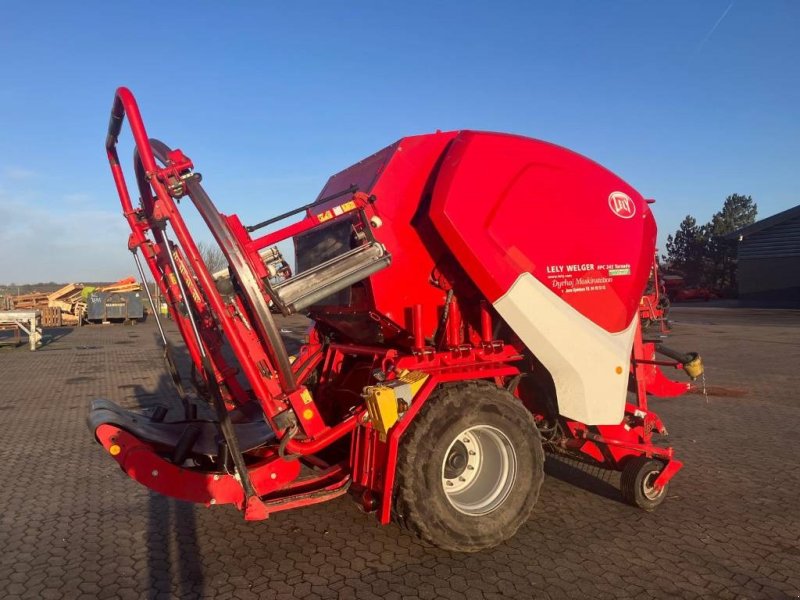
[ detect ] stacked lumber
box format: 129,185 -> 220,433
7,278 -> 141,327
9,284 -> 85,326
46,283 -> 86,325
61,296 -> 86,325
47,284 -> 84,311
61,312 -> 81,326
99,277 -> 141,293
11,292 -> 49,310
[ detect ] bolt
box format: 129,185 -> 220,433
469,450 -> 476,456
213,474 -> 220,481
270,473 -> 277,480
151,470 -> 158,477
210,499 -> 216,505
459,477 -> 465,482
467,465 -> 475,470
462,438 -> 470,443
446,481 -> 454,487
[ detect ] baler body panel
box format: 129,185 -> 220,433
494,274 -> 639,424
299,132 -> 458,343
426,131 -> 657,424
301,129 -> 658,424
428,131 -> 656,333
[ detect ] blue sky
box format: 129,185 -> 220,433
1,1 -> 797,283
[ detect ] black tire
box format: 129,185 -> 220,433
393,380 -> 544,552
620,456 -> 668,511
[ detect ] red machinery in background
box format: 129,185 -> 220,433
640,255 -> 671,333
89,88 -> 702,552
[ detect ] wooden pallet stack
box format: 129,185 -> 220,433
46,284 -> 86,326
7,278 -> 142,327
10,292 -> 49,310
10,285 -> 85,326
41,306 -> 63,327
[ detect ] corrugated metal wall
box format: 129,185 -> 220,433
738,256 -> 800,302
738,216 -> 800,259
737,215 -> 800,303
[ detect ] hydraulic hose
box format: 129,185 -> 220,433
278,425 -> 301,461
656,345 -> 693,365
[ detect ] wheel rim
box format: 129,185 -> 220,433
642,470 -> 665,500
441,425 -> 517,516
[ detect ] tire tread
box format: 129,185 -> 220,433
393,380 -> 544,552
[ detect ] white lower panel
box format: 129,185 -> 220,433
493,273 -> 637,425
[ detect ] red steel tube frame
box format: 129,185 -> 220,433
106,88 -> 286,421
412,304 -> 424,349
106,87 -> 368,457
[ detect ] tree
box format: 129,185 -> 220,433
197,241 -> 227,274
665,215 -> 707,285
705,194 -> 757,291
664,194 -> 757,294
709,194 -> 758,234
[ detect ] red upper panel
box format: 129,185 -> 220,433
304,130 -> 655,339
428,131 -> 656,333
307,132 -> 458,340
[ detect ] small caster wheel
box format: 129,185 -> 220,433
621,456 -> 668,511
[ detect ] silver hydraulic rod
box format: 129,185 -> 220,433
132,249 -> 167,346
161,228 -> 207,359
133,247 -> 189,413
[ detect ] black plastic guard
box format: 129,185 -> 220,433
87,399 -> 276,458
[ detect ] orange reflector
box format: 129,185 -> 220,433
109,444 -> 121,456
302,408 -> 314,420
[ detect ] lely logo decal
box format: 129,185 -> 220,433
608,191 -> 636,219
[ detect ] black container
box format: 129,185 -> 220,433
87,291 -> 144,322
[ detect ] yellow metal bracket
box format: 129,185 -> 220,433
362,370 -> 429,440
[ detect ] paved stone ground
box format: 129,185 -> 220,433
0,307 -> 798,599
